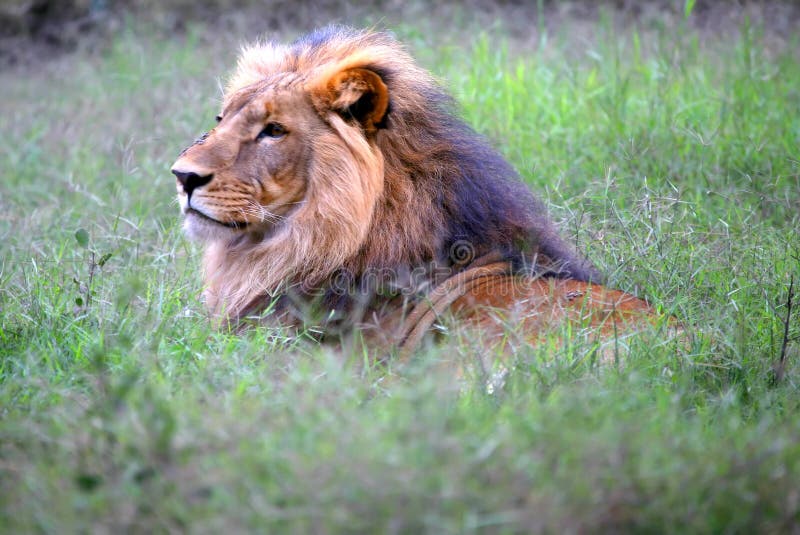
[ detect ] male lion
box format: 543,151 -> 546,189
171,26 -> 662,354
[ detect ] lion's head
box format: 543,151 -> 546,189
172,58 -> 390,244
171,27 -> 598,321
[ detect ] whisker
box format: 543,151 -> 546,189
244,201 -> 287,224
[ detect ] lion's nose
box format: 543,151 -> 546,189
172,168 -> 213,197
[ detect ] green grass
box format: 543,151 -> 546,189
2,15 -> 799,533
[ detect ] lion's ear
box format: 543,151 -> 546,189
315,67 -> 389,133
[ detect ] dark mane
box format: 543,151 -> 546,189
298,27 -> 603,283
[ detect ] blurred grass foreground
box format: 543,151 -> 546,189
1,1 -> 800,532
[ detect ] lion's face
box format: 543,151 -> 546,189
171,62 -> 390,245
171,80 -> 328,241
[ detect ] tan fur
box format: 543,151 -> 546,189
172,29 -> 452,318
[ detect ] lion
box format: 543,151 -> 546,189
170,26 -> 664,355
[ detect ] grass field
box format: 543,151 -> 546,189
1,10 -> 799,533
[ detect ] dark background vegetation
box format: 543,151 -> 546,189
2,0 -> 799,66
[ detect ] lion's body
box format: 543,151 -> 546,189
171,26 -> 662,350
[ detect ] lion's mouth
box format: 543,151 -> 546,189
186,208 -> 249,230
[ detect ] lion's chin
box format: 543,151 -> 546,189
182,210 -> 242,242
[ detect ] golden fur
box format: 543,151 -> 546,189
171,27 -> 607,335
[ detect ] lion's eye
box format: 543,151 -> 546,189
256,122 -> 286,141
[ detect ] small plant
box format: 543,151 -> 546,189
771,272 -> 797,384
72,227 -> 113,314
